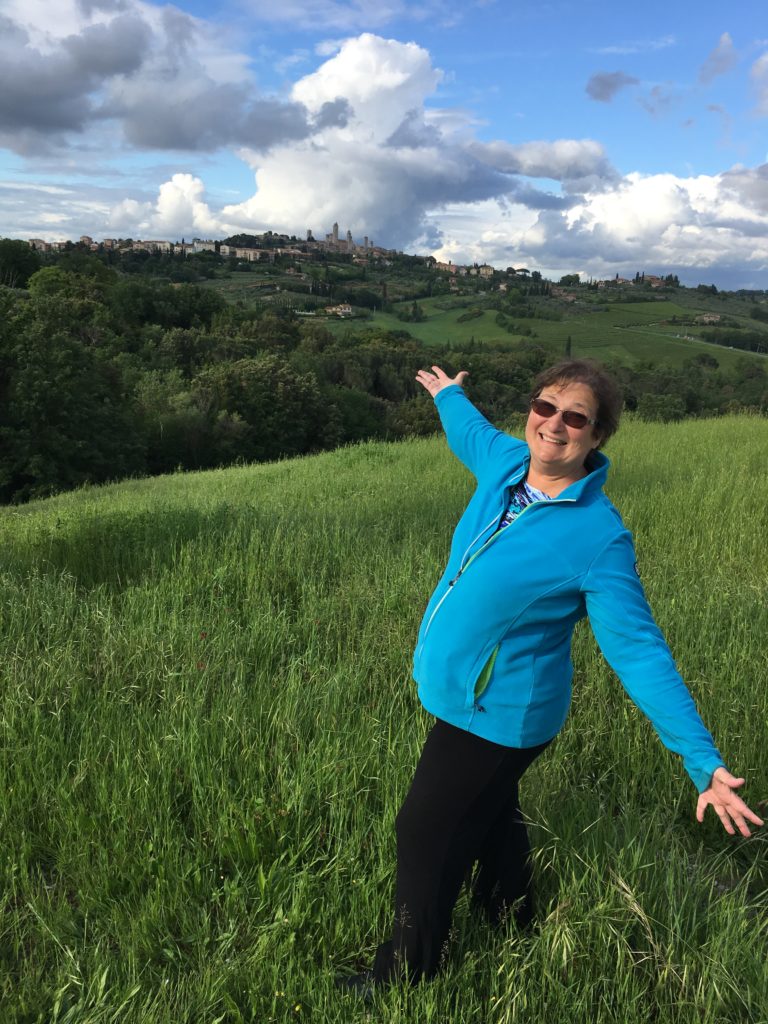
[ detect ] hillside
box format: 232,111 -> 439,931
200,257 -> 768,371
329,298 -> 760,369
4,247 -> 766,505
2,418 -> 766,1022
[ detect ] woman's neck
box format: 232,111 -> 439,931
526,463 -> 588,498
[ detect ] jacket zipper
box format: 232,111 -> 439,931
417,509 -> 502,654
417,492 -> 577,657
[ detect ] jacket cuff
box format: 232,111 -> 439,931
691,757 -> 727,794
433,384 -> 464,406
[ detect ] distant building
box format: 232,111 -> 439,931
325,303 -> 353,317
598,276 -> 631,288
132,239 -> 171,253
221,246 -> 272,261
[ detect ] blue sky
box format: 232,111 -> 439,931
0,0 -> 766,286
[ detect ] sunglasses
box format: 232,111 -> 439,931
530,397 -> 598,430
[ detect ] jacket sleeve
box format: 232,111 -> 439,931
433,384 -> 525,480
581,530 -> 725,793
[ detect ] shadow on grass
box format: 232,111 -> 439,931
3,503 -> 273,591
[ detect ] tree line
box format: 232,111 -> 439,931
1,260 -> 766,504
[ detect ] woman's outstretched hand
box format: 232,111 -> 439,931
696,767 -> 764,836
415,365 -> 469,398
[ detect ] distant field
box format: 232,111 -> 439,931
1,416 -> 766,1022
331,299 -> 765,369
200,273 -> 286,303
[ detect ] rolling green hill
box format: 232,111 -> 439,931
333,298 -> 767,370
200,257 -> 768,372
2,417 -> 767,1022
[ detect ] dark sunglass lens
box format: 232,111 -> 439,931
531,399 -> 557,417
532,397 -> 590,429
562,411 -> 589,429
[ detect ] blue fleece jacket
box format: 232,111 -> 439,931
413,385 -> 725,793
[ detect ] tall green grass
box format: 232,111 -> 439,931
1,417 -> 766,1022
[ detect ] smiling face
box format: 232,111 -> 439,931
525,380 -> 602,487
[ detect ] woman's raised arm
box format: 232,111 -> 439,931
415,365 -> 525,479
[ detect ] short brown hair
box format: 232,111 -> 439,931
530,359 -> 623,448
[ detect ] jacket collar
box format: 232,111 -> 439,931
509,447 -> 610,501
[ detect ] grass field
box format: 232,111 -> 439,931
2,416 -> 767,1022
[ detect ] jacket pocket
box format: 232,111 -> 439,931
473,644 -> 500,700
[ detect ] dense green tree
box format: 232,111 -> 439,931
325,386 -> 389,442
135,370 -> 211,473
106,278 -> 225,332
50,251 -> 117,285
636,393 -> 686,423
387,395 -> 440,437
156,328 -> 217,376
192,355 -> 334,463
248,312 -> 301,351
0,239 -> 41,288
0,291 -> 142,502
28,267 -> 81,298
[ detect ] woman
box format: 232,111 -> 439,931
340,359 -> 762,996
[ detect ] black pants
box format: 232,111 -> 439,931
373,718 -> 550,984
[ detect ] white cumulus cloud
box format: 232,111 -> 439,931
292,32 -> 442,141
468,170 -> 768,283
219,34 -> 510,246
108,173 -> 219,236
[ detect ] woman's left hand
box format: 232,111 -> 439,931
696,767 -> 764,836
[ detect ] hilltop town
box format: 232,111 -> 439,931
22,221 -> 685,294
26,222 -> 395,263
